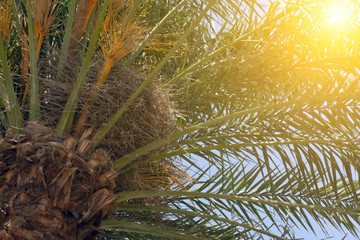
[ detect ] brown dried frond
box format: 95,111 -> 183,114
80,0 -> 99,32
68,0 -> 98,54
0,0 -> 14,40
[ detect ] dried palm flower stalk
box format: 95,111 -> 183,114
97,19 -> 143,87
0,0 -> 13,40
20,0 -> 59,104
29,0 -> 59,54
103,0 -> 129,32
74,11 -> 144,135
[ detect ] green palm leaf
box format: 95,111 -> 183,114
1,0 -> 360,239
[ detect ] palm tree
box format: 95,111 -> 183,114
1,0 -> 360,239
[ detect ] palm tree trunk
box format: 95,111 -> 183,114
0,122 -> 117,239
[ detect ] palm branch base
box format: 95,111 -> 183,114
0,122 -> 117,239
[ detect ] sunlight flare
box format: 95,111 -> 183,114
325,1 -> 356,27
328,6 -> 352,24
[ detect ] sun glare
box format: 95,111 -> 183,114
328,6 -> 351,24
325,2 -> 356,27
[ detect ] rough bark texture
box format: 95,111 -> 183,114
0,122 -> 117,240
